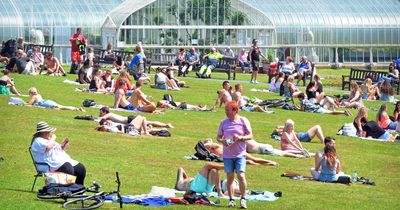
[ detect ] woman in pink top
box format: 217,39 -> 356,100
280,119 -> 314,157
237,49 -> 252,74
376,104 -> 398,129
217,101 -> 252,208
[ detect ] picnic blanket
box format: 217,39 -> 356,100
208,190 -> 281,202
63,79 -> 89,86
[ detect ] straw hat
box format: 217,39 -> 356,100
35,121 -> 56,133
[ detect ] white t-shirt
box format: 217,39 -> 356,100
31,137 -> 78,172
281,63 -> 295,74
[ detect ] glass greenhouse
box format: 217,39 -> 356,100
1,0 -> 399,65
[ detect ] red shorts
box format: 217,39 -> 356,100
71,51 -> 82,62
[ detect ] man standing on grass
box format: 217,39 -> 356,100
69,27 -> 86,74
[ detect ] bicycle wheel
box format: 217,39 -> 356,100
63,196 -> 104,210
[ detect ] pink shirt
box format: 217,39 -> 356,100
377,111 -> 391,129
218,116 -> 252,158
238,53 -> 247,63
70,33 -> 86,52
280,132 -> 296,151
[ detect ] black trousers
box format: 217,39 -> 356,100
57,162 -> 86,185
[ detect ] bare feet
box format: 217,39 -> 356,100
78,107 -> 86,112
167,123 -> 174,128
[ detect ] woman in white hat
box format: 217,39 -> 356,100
30,121 -> 86,185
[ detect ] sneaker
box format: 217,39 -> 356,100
254,81 -> 259,84
195,72 -> 200,78
227,199 -> 236,207
240,198 -> 247,209
250,81 -> 254,84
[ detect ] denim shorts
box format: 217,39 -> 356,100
378,131 -> 391,140
223,156 -> 246,173
297,132 -> 311,142
241,105 -> 255,112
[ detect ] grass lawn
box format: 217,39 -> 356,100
0,68 -> 399,209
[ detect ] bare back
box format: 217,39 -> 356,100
245,139 -> 261,153
45,57 -> 58,69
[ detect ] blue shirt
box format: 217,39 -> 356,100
396,58 -> 400,67
129,54 -> 144,72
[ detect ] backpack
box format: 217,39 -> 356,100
259,98 -> 287,108
1,39 -> 17,58
193,141 -> 223,162
163,94 -> 177,107
38,183 -> 85,196
82,99 -> 96,107
183,191 -> 212,205
149,130 -> 171,137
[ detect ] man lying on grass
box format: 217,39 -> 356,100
99,106 -> 173,128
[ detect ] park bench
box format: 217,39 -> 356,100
94,49 -> 132,65
24,44 -> 53,54
342,68 -> 399,94
146,53 -> 175,73
190,57 -> 236,80
267,62 -> 315,86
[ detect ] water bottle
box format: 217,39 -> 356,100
225,138 -> 234,146
351,172 -> 358,183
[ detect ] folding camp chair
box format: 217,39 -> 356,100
29,142 -> 50,191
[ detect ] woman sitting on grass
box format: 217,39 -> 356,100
376,104 -> 398,130
360,78 -> 379,100
392,101 -> 400,121
27,87 -> 85,111
340,82 -> 363,108
153,67 -> 180,91
379,80 -> 395,102
353,107 -> 368,136
0,69 -> 21,96
311,142 -> 342,182
89,67 -> 110,93
280,119 -> 314,157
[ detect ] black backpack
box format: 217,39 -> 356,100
193,141 -> 223,162
82,99 -> 96,107
149,130 -> 171,137
259,98 -> 287,108
38,183 -> 85,196
1,39 -> 17,58
163,94 -> 177,107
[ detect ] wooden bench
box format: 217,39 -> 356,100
146,53 -> 176,73
342,68 -> 399,94
342,68 -> 387,90
24,44 -> 53,54
268,62 -> 315,86
192,57 -> 236,80
94,49 -> 132,65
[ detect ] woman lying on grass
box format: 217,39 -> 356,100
95,117 -> 168,136
157,100 -> 215,111
27,87 -> 85,111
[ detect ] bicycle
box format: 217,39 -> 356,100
63,172 -> 122,210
